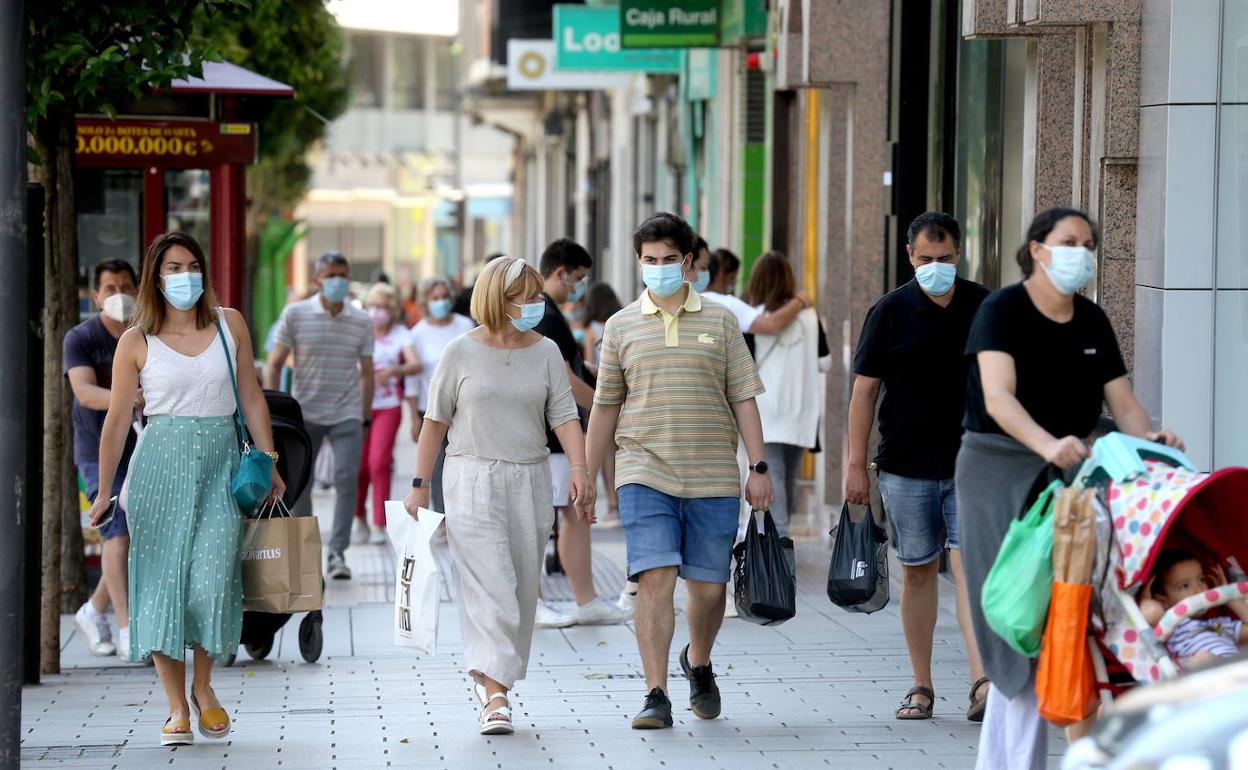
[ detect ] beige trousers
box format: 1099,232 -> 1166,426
443,455 -> 554,689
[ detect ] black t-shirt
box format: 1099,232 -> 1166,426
63,315 -> 137,467
853,278 -> 990,479
963,283 -> 1127,438
534,293 -> 592,453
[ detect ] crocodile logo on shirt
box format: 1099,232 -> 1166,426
698,334 -> 717,345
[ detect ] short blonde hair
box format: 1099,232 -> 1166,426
470,257 -> 543,331
364,282 -> 397,312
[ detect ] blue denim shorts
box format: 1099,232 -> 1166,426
877,470 -> 957,566
618,484 -> 739,583
79,461 -> 129,540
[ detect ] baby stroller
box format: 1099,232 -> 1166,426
1074,433 -> 1248,695
224,389 -> 322,666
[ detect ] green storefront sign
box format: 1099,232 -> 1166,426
620,1 -> 720,48
554,5 -> 682,72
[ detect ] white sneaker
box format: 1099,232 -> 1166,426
368,527 -> 388,545
534,601 -> 575,629
351,519 -> 369,545
575,597 -> 630,625
74,603 -> 115,656
327,552 -> 353,580
117,626 -> 130,660
616,587 -> 638,615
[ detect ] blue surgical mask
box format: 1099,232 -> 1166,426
321,276 -> 350,303
692,270 -> 711,293
1040,245 -> 1095,295
161,272 -> 204,311
572,328 -> 585,344
642,263 -> 685,298
914,262 -> 956,297
428,298 -> 453,320
564,276 -> 586,302
510,301 -> 545,332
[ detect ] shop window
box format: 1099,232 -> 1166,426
165,169 -> 211,257
75,168 -> 143,279
349,31 -> 385,108
433,38 -> 458,111
391,36 -> 427,110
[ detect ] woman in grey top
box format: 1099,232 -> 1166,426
404,257 -> 593,736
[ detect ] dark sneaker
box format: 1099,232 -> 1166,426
631,688 -> 673,729
327,552 -> 352,580
680,644 -> 721,719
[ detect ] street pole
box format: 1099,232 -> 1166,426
0,0 -> 29,764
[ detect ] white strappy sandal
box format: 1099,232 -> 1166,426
473,682 -> 514,735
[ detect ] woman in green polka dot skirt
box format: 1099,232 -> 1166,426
89,232 -> 286,746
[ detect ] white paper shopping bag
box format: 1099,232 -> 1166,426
385,501 -> 444,653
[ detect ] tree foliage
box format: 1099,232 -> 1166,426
212,0 -> 350,216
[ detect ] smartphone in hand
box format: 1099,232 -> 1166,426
93,495 -> 118,529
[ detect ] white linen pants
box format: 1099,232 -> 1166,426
443,455 -> 554,689
975,673 -> 1050,770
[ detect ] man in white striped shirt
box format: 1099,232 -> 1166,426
265,251 -> 374,580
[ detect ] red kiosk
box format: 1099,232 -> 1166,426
74,62 -> 293,308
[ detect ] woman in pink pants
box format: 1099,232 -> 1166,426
355,283 -> 421,544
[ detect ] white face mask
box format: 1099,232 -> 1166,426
101,293 -> 137,323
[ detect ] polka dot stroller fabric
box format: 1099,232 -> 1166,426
1096,457 -> 1248,684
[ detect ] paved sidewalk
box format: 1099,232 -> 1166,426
21,428 -> 1067,769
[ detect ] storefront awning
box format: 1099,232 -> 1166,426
170,61 -> 294,98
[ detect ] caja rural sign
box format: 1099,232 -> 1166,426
620,1 -> 720,47
74,118 -> 258,168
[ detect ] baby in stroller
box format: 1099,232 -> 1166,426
1140,549 -> 1248,669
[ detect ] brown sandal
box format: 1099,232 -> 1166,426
896,686 -> 935,720
967,677 -> 990,722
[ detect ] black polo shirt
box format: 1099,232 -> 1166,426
853,277 -> 990,479
534,292 -> 592,453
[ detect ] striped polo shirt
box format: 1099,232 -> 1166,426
273,295 -> 374,425
594,285 -> 764,498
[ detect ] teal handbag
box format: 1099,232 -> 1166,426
216,318 -> 273,513
981,479 -> 1062,657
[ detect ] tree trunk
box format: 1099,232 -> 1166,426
36,116 -> 80,675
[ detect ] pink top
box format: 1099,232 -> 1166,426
371,325 -> 412,411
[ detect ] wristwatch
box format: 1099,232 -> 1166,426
411,477 -> 425,489
749,460 -> 769,475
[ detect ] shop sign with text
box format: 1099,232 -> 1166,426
620,1 -> 720,48
74,118 -> 258,168
554,5 -> 682,72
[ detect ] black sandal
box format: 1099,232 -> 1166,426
966,677 -> 990,722
896,686 -> 935,720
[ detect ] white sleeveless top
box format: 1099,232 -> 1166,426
141,307 -> 239,418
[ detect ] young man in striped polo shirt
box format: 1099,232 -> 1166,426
583,212 -> 774,729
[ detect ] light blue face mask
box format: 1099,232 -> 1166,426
691,270 -> 711,293
642,263 -> 685,298
510,301 -> 545,332
1040,245 -> 1096,295
564,275 -> 586,302
914,262 -> 957,297
321,276 -> 350,303
428,298 -> 453,320
162,272 -> 204,311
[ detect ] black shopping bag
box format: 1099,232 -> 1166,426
826,503 -> 889,614
732,510 -> 796,626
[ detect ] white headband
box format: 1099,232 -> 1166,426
503,257 -> 527,290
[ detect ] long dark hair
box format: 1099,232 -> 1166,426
1017,207 -> 1100,278
584,282 -> 623,324
744,251 -> 796,312
134,232 -> 219,334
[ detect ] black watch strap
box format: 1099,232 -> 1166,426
411,477 -> 425,489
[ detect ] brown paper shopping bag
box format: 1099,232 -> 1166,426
241,502 -> 323,614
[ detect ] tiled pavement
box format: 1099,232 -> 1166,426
21,427 -> 1068,769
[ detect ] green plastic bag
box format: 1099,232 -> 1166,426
981,479 -> 1063,657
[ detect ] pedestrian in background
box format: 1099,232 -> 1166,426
709,248 -> 740,295
404,257 -> 593,735
88,232 -> 284,746
66,259 -> 141,659
580,282 -> 623,530
265,250 -> 374,580
687,238 -> 811,338
743,251 -> 829,538
532,239 -> 629,628
584,212 -> 772,730
404,276 -> 475,512
958,207 -> 1183,769
845,212 -> 990,722
355,282 -> 421,544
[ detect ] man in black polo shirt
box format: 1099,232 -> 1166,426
533,238 -> 629,628
846,212 -> 990,722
